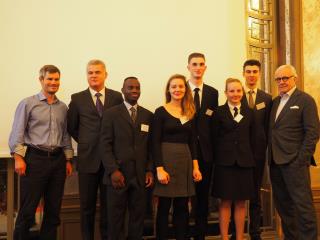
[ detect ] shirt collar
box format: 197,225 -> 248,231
188,81 -> 204,92
228,101 -> 241,111
89,87 -> 105,97
280,86 -> 296,98
124,101 -> 138,111
37,91 -> 59,103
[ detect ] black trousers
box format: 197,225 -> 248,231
14,148 -> 66,240
107,177 -> 146,240
270,161 -> 317,240
156,197 -> 189,240
249,156 -> 266,239
78,164 -> 108,240
194,149 -> 213,239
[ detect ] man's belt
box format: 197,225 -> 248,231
28,146 -> 63,157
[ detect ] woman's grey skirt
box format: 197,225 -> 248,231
154,142 -> 195,197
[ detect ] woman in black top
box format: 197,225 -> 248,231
152,74 -> 202,240
211,78 -> 254,240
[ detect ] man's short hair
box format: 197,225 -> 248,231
188,52 -> 206,63
123,76 -> 138,86
243,59 -> 261,71
39,65 -> 60,80
87,59 -> 106,71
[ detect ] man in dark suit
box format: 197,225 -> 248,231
229,59 -> 272,240
269,64 -> 319,240
67,59 -> 123,240
187,52 -> 218,240
100,77 -> 153,240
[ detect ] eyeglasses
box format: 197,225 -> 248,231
274,76 -> 294,83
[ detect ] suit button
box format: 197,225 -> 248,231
234,141 -> 238,144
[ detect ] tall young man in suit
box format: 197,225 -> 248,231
67,60 -> 123,240
187,52 -> 219,240
269,65 -> 319,240
100,77 -> 153,240
241,59 -> 272,240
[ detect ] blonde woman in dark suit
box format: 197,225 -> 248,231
211,78 -> 255,240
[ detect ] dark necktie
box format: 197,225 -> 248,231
95,92 -> 103,117
248,90 -> 255,109
194,88 -> 200,113
130,106 -> 137,123
233,107 -> 238,118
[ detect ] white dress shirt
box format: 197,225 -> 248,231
188,81 -> 204,105
89,87 -> 106,106
275,86 -> 297,120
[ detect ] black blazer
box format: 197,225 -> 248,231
268,89 -> 319,166
99,103 -> 153,186
194,84 -> 219,162
212,103 -> 255,167
241,89 -> 272,161
67,88 -> 123,173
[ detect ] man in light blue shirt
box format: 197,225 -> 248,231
9,65 -> 73,240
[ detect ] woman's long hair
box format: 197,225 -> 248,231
165,74 -> 195,120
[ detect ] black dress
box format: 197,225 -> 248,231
152,106 -> 197,197
211,103 -> 255,200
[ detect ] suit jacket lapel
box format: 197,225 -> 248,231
135,106 -> 144,126
241,95 -> 249,108
275,89 -> 300,124
85,88 -> 100,115
255,89 -> 263,105
119,103 -> 134,127
104,87 -> 114,109
270,96 -> 280,127
200,85 -> 206,112
200,85 -> 210,114
223,102 -> 237,125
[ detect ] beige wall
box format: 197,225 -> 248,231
302,0 -> 320,186
0,0 -> 247,156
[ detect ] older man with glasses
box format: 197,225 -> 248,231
268,64 -> 319,240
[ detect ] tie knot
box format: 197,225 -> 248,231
130,106 -> 136,113
249,90 -> 254,95
233,107 -> 238,112
95,92 -> 102,98
194,88 -> 200,93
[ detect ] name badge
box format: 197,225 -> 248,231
206,109 -> 213,116
180,116 -> 189,125
234,114 -> 243,123
256,102 -> 266,110
141,124 -> 149,132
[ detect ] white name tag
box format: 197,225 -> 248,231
256,102 -> 266,110
234,114 -> 243,123
205,109 -> 213,116
141,124 -> 149,132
